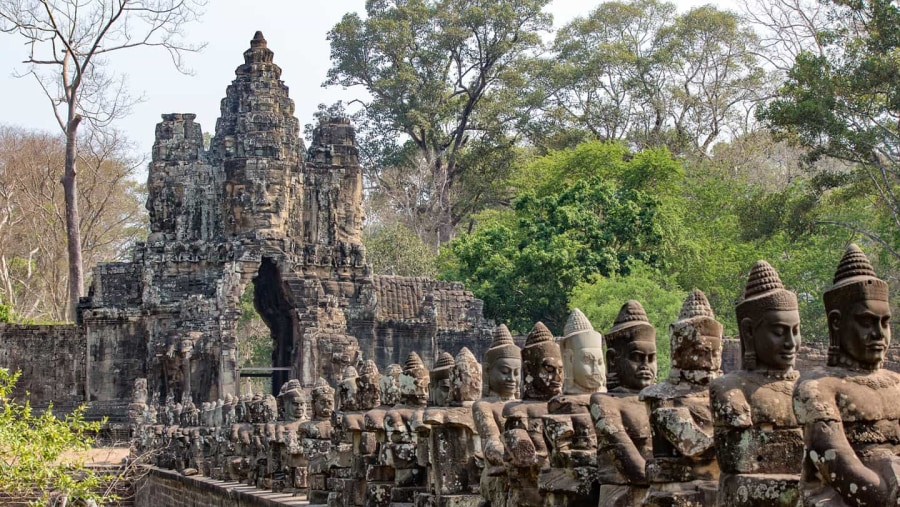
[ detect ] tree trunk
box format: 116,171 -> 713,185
63,115 -> 83,322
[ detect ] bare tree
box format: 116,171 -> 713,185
0,0 -> 204,320
0,125 -> 146,321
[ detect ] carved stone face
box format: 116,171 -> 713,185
570,347 -> 605,392
832,299 -> 891,366
616,340 -> 657,390
313,393 -> 334,419
400,371 -> 429,406
526,356 -> 563,398
746,309 -> 801,371
282,389 -> 308,422
671,324 -> 722,372
452,352 -> 482,403
380,366 -> 402,406
432,378 -> 452,407
488,357 -> 521,398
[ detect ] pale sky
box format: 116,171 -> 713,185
0,0 -> 724,162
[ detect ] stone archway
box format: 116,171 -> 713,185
251,256 -> 294,395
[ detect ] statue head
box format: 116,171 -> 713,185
736,260 -> 801,372
262,394 -> 278,423
452,347 -> 482,404
337,366 -> 359,411
278,379 -> 310,422
522,322 -> 564,400
824,244 -> 891,370
561,309 -> 606,394
670,290 -> 723,380
379,364 -> 403,405
606,300 -> 657,391
356,359 -> 382,410
429,352 -> 456,407
311,377 -> 335,419
400,352 -> 429,406
483,324 -> 522,399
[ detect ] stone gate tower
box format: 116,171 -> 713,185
78,32 -> 492,415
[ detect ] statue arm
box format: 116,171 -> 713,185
474,402 -> 505,466
595,408 -> 647,483
654,406 -> 714,457
805,419 -> 898,506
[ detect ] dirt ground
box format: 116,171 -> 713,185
60,446 -> 131,465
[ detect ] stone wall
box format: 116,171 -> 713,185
0,324 -> 84,407
134,467 -> 307,507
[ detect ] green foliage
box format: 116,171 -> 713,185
363,223 -> 438,278
0,368 -> 106,505
758,0 -> 900,261
441,141 -> 669,333
326,0 -> 552,241
570,262 -> 685,379
237,285 -> 272,394
0,304 -> 11,323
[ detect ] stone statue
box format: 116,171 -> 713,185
640,290 -> 723,507
429,352 -> 456,407
452,347 -> 482,406
561,308 -> 606,395
356,359 -> 382,411
302,378 -> 336,504
474,324 -> 521,507
274,379 -> 310,491
421,348 -> 484,503
336,365 -> 360,412
793,244 -> 900,506
379,363 -> 403,407
590,300 -> 657,506
382,352 -> 430,503
542,309 -> 606,506
710,261 -> 804,507
502,322 -> 564,507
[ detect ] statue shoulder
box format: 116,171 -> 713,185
793,367 -> 840,424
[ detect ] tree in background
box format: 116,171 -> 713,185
325,0 -> 550,245
0,0 -> 205,320
537,0 -> 764,155
363,222 -> 439,278
0,126 -> 145,322
441,141 -> 669,333
758,0 -> 900,261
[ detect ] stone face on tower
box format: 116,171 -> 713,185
77,32 -> 493,417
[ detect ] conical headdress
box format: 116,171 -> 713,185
484,324 -> 521,365
404,352 -> 427,376
431,351 -> 455,380
312,377 -> 334,397
607,300 -> 655,348
523,321 -> 560,364
678,289 -> 715,320
736,260 -> 798,323
563,308 -> 593,338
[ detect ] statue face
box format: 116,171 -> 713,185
673,328 -> 722,372
833,299 -> 891,366
528,356 -> 563,397
453,359 -> 482,402
617,340 -> 657,390
433,378 -> 452,407
488,357 -> 521,398
282,390 -> 307,422
750,309 -> 801,371
400,371 -> 429,406
313,394 -> 334,419
571,347 -> 605,391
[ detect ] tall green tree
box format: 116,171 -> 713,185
441,141 -> 669,333
325,0 -> 551,244
759,0 -> 900,260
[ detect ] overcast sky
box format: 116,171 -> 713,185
0,0 -> 722,161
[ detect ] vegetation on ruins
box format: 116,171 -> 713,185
0,368 -> 107,505
0,0 -> 205,321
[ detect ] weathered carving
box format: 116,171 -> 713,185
590,300 -> 657,506
640,290 -> 723,507
710,261 -> 803,506
503,322 -> 563,507
793,245 -> 900,506
474,324 -> 521,507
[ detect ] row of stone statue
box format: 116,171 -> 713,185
132,244 -> 900,507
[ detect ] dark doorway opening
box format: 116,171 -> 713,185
252,257 -> 294,395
